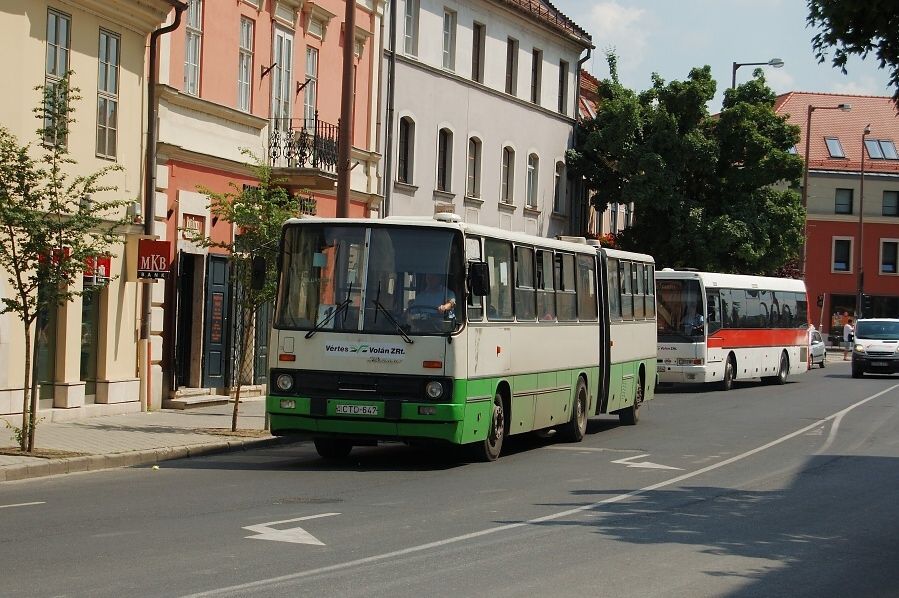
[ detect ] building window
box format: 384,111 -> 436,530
436,128 -> 453,192
553,162 -> 565,213
882,241 -> 899,274
825,137 -> 845,158
531,49 -> 542,104
835,188 -> 853,214
624,203 -> 632,228
404,0 -> 419,56
96,30 -> 120,159
238,18 -> 253,112
501,147 -> 515,203
471,22 -> 485,83
398,116 -> 415,184
45,9 -> 71,145
833,238 -> 852,272
865,138 -> 884,159
884,190 -> 899,216
505,38 -> 518,95
184,0 -> 202,95
271,27 -> 293,128
558,60 -> 568,114
467,137 -> 481,198
442,9 -> 456,71
881,140 -> 899,159
609,203 -> 618,235
526,154 -> 538,208
304,47 -> 318,124
865,138 -> 899,160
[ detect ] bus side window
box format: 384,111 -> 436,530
536,250 -> 556,321
515,246 -> 537,321
485,239 -> 514,321
607,258 -> 620,320
576,255 -> 598,321
619,261 -> 633,319
634,263 -> 645,319
707,289 -> 722,334
556,253 -> 577,321
645,264 -> 656,319
729,289 -> 745,328
795,292 -> 808,327
466,236 -> 483,321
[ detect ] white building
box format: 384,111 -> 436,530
382,0 -> 592,237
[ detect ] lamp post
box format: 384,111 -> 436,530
857,124 -> 871,317
800,102 -> 852,277
731,57 -> 784,88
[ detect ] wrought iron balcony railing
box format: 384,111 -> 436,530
268,114 -> 339,174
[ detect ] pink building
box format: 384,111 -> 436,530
152,0 -> 384,405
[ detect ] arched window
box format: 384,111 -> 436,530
553,162 -> 565,214
467,137 -> 482,198
398,116 -> 415,184
501,146 -> 515,203
437,128 -> 453,192
526,153 -> 539,208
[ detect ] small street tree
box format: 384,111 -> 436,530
0,76 -> 128,451
568,54 -> 803,274
198,154 -> 296,432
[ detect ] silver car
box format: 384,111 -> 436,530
810,329 -> 826,368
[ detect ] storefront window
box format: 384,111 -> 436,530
80,290 -> 101,398
35,293 -> 58,401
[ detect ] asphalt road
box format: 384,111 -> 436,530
2,361 -> 899,598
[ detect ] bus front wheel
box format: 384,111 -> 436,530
560,378 -> 589,441
619,375 -> 643,426
720,357 -> 735,391
472,392 -> 505,462
314,438 -> 353,460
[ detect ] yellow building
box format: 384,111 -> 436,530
0,0 -> 178,420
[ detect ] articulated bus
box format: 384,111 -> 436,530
656,270 -> 809,390
265,214 -> 656,461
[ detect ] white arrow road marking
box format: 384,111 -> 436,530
0,501 -> 45,509
611,454 -> 683,470
244,513 -> 340,545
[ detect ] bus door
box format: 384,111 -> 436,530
596,251 -> 612,415
705,287 -> 724,368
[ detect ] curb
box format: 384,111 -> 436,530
0,435 -> 303,483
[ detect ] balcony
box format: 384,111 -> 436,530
268,115 -> 339,190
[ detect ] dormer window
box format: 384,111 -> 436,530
825,137 -> 845,158
865,138 -> 898,160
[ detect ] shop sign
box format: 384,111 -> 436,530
137,239 -> 170,279
182,214 -> 205,240
84,255 -> 112,286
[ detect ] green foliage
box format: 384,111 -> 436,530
0,75 -> 129,450
807,0 -> 899,103
568,56 -> 804,275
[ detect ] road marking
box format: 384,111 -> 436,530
243,513 -> 340,545
547,446 -> 640,453
611,454 -> 683,470
0,502 -> 45,509
185,383 -> 899,598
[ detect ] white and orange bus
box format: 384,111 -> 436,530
655,270 -> 809,390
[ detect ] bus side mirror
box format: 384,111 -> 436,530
468,261 -> 490,296
250,256 -> 267,290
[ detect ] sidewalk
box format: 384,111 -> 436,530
0,399 -> 299,483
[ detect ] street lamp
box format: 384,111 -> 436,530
731,57 -> 784,89
857,124 -> 871,318
800,102 -> 852,277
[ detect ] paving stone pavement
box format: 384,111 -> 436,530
0,399 -> 299,483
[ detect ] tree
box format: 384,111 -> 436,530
808,0 -> 899,103
197,153 -> 297,432
567,55 -> 804,274
0,76 -> 128,451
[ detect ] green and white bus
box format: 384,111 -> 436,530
266,215 -> 656,461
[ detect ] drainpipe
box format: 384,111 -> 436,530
573,47 -> 591,235
381,0 -> 397,217
140,1 -> 187,412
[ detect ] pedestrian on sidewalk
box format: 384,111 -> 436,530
843,317 -> 854,360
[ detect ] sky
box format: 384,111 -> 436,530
550,0 -> 894,111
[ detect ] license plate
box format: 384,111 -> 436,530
335,404 -> 379,416
871,361 -> 889,367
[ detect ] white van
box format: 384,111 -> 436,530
851,319 -> 899,378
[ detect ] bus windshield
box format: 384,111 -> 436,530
855,321 -> 899,340
275,224 -> 464,336
656,278 -> 704,342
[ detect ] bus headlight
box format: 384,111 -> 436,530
276,373 -> 294,392
854,344 -> 865,353
425,381 -> 444,399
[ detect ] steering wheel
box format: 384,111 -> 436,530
408,305 -> 442,319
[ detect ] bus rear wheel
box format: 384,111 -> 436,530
560,378 -> 589,441
765,352 -> 789,385
619,375 -> 643,426
472,392 -> 505,462
314,438 -> 353,460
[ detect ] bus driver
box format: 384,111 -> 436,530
409,273 -> 456,318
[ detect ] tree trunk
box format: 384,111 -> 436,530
27,323 -> 40,452
231,305 -> 254,432
20,323 -> 32,452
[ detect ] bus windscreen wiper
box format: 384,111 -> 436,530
372,299 -> 414,344
305,298 -> 352,339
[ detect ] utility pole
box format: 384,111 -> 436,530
336,0 -> 356,218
